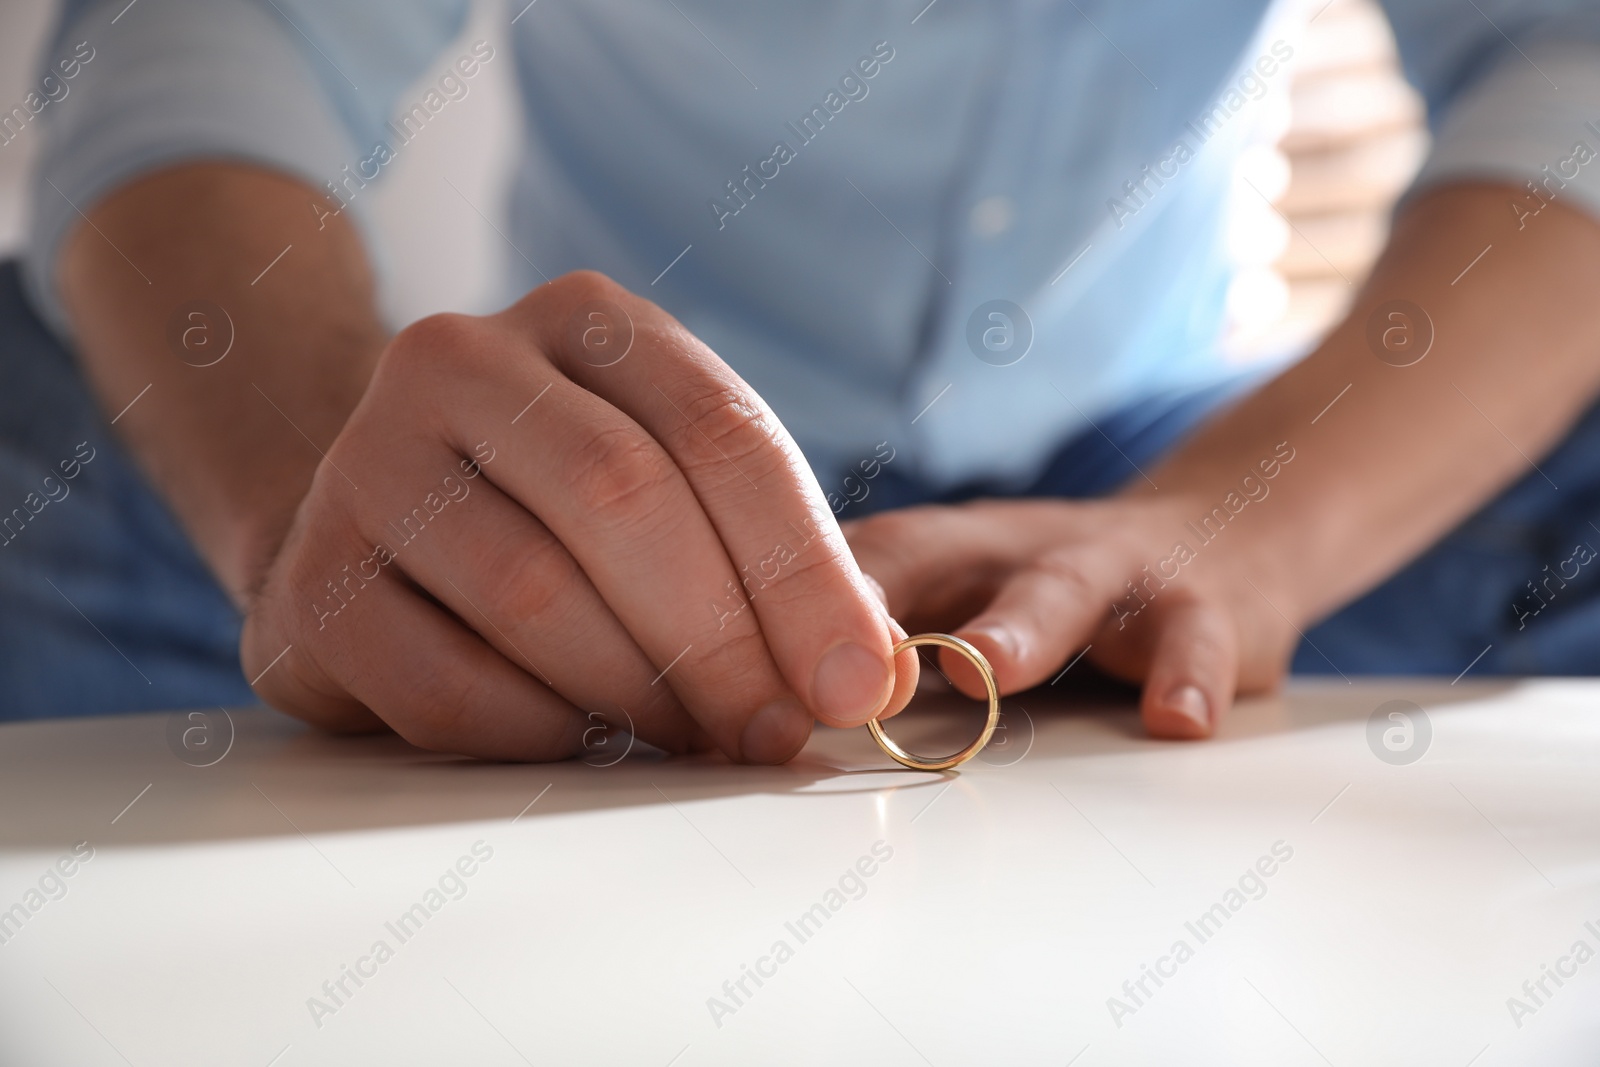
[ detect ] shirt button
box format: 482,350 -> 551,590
969,195 -> 1015,238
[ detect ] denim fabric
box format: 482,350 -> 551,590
1296,432 -> 1600,677
0,261 -> 253,719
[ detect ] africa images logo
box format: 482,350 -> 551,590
966,300 -> 1033,367
1365,299 -> 1433,367
1366,700 -> 1430,766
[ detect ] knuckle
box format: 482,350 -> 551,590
749,535 -> 849,605
669,385 -> 781,474
381,313 -> 499,392
398,668 -> 578,757
686,623 -> 776,701
389,312 -> 480,368
246,609 -> 369,728
547,269 -> 625,306
568,421 -> 678,520
1170,616 -> 1233,667
478,529 -> 579,626
768,533 -> 845,585
390,707 -> 466,755
1032,549 -> 1098,601
385,672 -> 483,753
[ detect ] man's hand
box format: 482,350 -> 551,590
846,183 -> 1600,738
845,495 -> 1299,739
240,272 -> 920,761
61,164 -> 915,763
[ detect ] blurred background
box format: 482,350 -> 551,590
0,0 -> 1424,362
1223,0 -> 1427,363
0,0 -> 522,330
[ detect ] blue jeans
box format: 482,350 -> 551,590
2,258 -> 1597,721
0,262 -> 253,719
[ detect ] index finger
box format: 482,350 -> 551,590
519,272 -> 906,729
845,505 -> 1136,697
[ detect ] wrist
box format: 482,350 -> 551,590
1114,447 -> 1313,626
138,450 -> 319,609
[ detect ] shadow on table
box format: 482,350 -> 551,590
0,672 -> 1517,850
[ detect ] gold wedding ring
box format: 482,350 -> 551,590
868,633 -> 1000,771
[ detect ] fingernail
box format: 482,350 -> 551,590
811,641 -> 892,724
1164,685 -> 1210,735
740,697 -> 813,764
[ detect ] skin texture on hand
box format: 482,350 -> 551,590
57,166 -> 1600,754
58,163 -> 917,763
845,494 -> 1287,740
848,183 -> 1600,740
58,163 -> 385,601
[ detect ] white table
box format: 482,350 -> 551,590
1,679 -> 1597,1065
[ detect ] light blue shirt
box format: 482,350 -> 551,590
23,0 -> 1600,490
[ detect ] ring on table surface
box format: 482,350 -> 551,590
868,633 -> 1000,772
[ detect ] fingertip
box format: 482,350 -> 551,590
810,639 -> 895,727
876,632 -> 920,722
1140,596 -> 1235,742
1143,683 -> 1213,740
946,624 -> 1015,697
739,697 -> 814,764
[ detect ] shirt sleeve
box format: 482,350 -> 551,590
1382,0 -> 1600,223
23,0 -> 470,339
